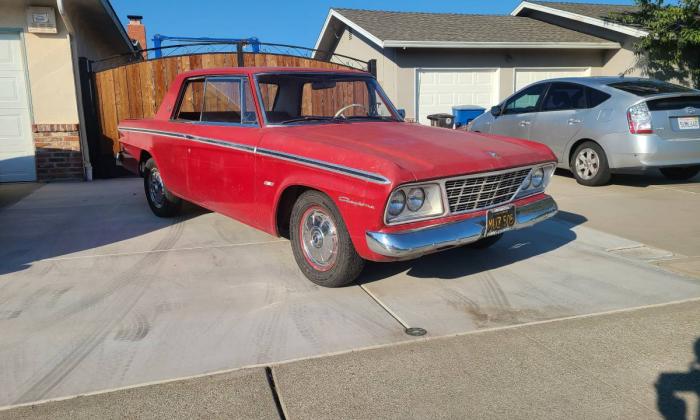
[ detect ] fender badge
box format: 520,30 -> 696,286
339,196 -> 375,209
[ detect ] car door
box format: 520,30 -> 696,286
528,82 -> 587,161
183,76 -> 262,225
490,83 -> 548,140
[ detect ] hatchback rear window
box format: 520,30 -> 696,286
608,80 -> 695,97
647,96 -> 700,111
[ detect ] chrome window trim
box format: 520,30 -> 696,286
384,164 -> 548,226
117,126 -> 390,184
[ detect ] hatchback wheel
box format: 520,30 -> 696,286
143,158 -> 181,217
290,191 -> 364,287
660,165 -> 700,181
570,142 -> 611,186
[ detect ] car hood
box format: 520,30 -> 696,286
264,122 -> 555,182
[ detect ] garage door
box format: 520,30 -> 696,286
0,33 -> 34,182
514,68 -> 591,92
417,69 -> 498,125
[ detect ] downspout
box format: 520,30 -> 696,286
56,0 -> 93,181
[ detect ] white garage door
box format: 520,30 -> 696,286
0,33 -> 34,182
514,68 -> 591,91
417,69 -> 498,125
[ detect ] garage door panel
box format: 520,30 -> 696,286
515,68 -> 591,91
417,69 -> 498,125
0,34 -> 35,182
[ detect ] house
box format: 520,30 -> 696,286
0,0 -> 140,182
314,1 -> 647,124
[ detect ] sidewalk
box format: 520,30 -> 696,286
4,299 -> 698,419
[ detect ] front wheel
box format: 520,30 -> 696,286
290,191 -> 364,287
659,165 -> 700,181
143,158 -> 181,217
570,141 -> 611,186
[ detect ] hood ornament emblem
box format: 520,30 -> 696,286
487,151 -> 499,158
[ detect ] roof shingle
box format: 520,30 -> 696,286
333,8 -> 615,44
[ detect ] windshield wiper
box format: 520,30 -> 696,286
278,116 -> 347,124
345,115 -> 398,122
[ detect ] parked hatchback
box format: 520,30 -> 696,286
469,77 -> 700,186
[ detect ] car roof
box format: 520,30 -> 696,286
177,66 -> 368,78
532,76 -> 652,87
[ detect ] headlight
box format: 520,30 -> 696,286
387,190 -> 406,216
531,168 -> 545,188
406,188 -> 425,211
516,164 -> 555,198
385,183 -> 444,224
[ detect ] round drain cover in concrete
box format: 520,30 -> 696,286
405,327 -> 427,336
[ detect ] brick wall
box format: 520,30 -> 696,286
32,124 -> 84,181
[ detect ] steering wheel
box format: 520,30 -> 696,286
334,104 -> 367,118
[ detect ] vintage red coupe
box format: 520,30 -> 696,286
117,67 -> 558,287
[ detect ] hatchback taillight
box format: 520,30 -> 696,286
627,102 -> 653,134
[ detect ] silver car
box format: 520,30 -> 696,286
469,77 -> 700,186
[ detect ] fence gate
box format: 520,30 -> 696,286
82,42 -> 373,177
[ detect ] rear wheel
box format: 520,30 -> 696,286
290,191 -> 364,287
570,141 -> 611,186
660,165 -> 700,181
143,158 -> 181,217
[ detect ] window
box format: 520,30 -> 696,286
255,73 -> 399,124
586,88 -> 611,108
608,80 -> 695,97
174,79 -> 205,121
258,83 -> 279,112
173,76 -> 257,125
542,83 -> 586,111
202,78 -> 257,125
503,84 -> 547,115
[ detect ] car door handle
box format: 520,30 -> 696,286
519,120 -> 531,127
568,118 -> 582,125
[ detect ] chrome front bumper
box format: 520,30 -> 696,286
366,196 -> 558,259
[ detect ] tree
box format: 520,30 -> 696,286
611,0 -> 700,87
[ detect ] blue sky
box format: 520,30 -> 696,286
111,0 -> 637,49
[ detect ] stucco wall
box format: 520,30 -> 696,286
0,1 -> 79,125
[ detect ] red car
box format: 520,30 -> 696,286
117,67 -> 558,287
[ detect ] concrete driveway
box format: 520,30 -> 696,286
1,173 -> 699,409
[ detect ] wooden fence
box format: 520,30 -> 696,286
93,52 -> 355,156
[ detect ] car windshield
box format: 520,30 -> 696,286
255,73 -> 400,124
607,80 -> 696,97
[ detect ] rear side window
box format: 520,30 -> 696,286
504,83 -> 548,115
608,80 -> 695,97
542,83 -> 586,111
174,77 -> 258,125
174,79 -> 205,121
586,87 -> 611,108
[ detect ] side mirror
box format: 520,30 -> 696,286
490,105 -> 502,117
397,109 -> 406,119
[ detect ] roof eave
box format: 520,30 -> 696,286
312,9 -> 384,58
99,0 -> 139,53
511,1 -> 648,38
383,40 -> 621,49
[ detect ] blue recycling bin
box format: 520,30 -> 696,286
452,105 -> 485,128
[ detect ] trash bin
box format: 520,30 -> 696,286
427,113 -> 454,128
452,105 -> 485,128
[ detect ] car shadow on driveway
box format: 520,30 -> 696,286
555,168 -> 700,187
357,211 -> 586,283
0,199 -> 209,276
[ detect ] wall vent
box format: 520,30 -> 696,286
26,7 -> 57,34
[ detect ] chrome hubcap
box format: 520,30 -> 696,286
575,148 -> 600,180
148,168 -> 165,207
301,208 -> 338,271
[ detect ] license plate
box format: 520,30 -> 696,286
678,116 -> 699,130
486,206 -> 516,235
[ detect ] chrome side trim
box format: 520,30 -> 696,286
117,126 -> 390,184
366,195 -> 558,259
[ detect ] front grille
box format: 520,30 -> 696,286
444,168 -> 531,213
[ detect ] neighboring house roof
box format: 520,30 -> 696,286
315,8 -> 621,52
512,1 -> 648,38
